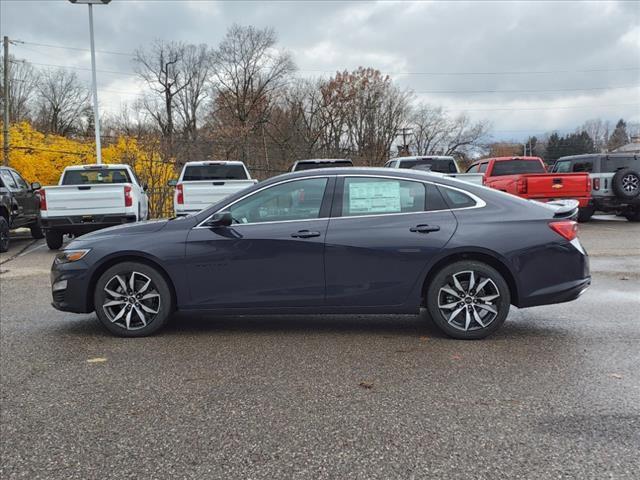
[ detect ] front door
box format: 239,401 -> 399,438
325,176 -> 457,306
185,177 -> 333,308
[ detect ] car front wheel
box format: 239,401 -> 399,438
0,217 -> 10,253
425,260 -> 511,339
94,261 -> 173,337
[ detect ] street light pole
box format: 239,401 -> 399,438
69,0 -> 111,164
87,3 -> 102,164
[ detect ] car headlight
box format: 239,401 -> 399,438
55,249 -> 91,264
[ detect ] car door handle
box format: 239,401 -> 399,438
410,224 -> 440,233
291,230 -> 321,239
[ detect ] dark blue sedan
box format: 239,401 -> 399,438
51,168 -> 590,339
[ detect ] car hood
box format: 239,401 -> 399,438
77,219 -> 169,241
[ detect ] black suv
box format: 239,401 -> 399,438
0,167 -> 44,252
552,154 -> 640,222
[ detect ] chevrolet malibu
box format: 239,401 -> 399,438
51,168 -> 590,339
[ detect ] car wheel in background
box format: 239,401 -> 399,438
0,217 -> 10,253
94,261 -> 173,337
45,230 -> 63,250
30,219 -> 45,239
612,168 -> 640,200
577,206 -> 595,223
624,208 -> 640,222
425,260 -> 511,340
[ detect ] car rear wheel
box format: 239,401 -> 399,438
94,261 -> 173,337
577,206 -> 594,223
425,260 -> 511,339
30,219 -> 44,239
45,230 -> 63,250
0,217 -> 9,253
624,208 -> 640,222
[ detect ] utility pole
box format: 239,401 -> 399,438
3,36 -> 9,166
397,127 -> 413,157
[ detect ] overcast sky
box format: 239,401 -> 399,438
2,0 -> 639,141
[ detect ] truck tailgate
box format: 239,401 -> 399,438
521,173 -> 590,199
43,184 -> 127,217
182,180 -> 256,211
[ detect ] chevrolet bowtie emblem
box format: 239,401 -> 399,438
552,184 -> 563,189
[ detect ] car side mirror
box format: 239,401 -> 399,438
206,211 -> 233,228
167,179 -> 177,187
31,182 -> 41,190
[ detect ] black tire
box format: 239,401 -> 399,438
624,209 -> 640,222
30,219 -> 44,239
94,261 -> 173,337
45,230 -> 63,250
425,260 -> 511,340
0,216 -> 9,253
577,206 -> 595,223
612,168 -> 640,200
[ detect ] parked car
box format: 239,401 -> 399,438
168,161 -> 257,217
0,167 -> 44,252
39,164 -> 149,250
551,153 -> 640,222
384,155 -> 484,185
51,167 -> 590,339
290,159 -> 353,171
467,156 -> 592,220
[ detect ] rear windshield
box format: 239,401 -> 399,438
62,168 -> 131,185
491,159 -> 546,176
183,164 -> 248,181
293,160 -> 353,171
398,158 -> 457,174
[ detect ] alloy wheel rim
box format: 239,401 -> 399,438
622,174 -> 639,192
437,270 -> 500,332
102,271 -> 161,330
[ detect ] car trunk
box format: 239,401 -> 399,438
43,184 -> 127,217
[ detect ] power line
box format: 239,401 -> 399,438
414,85 -> 640,94
12,39 -> 135,58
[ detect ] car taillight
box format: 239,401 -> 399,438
39,189 -> 47,210
549,221 -> 578,241
587,176 -> 592,192
176,184 -> 184,205
124,185 -> 133,207
593,177 -> 599,191
516,178 -> 528,194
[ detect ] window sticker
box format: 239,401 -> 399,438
348,181 -> 401,214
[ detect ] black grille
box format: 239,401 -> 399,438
53,290 -> 65,304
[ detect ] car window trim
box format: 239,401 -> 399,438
195,173 -> 486,228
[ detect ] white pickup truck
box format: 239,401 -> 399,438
39,164 -> 149,249
169,161 -> 257,216
383,156 -> 485,185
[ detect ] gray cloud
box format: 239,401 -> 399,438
2,0 -> 639,140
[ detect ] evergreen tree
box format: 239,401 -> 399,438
607,119 -> 629,151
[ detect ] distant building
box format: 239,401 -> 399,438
613,136 -> 640,153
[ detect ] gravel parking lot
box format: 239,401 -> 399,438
1,216 -> 639,479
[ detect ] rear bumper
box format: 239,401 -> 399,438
41,214 -> 137,234
518,276 -> 591,308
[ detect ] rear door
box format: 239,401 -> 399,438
8,170 -> 37,222
324,175 -> 457,307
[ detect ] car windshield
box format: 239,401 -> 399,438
293,160 -> 353,171
398,158 -> 457,173
491,160 -> 546,176
61,168 -> 131,185
183,164 -> 248,180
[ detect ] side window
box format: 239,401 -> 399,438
426,183 -> 449,211
229,178 -> 328,224
478,163 -> 488,173
10,171 -> 29,190
439,186 -> 477,209
572,161 -> 593,173
553,161 -> 571,173
342,177 -> 425,217
466,164 -> 479,173
0,170 -> 18,190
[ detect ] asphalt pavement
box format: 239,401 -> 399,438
1,217 -> 639,479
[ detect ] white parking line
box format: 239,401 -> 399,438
18,241 -> 46,257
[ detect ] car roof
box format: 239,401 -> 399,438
64,164 -> 130,170
183,160 -> 246,166
394,156 -> 455,161
557,153 -> 638,162
293,159 -> 351,164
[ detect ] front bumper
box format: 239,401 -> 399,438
50,259 -> 93,313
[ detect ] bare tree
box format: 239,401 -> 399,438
34,68 -> 90,136
175,43 -> 212,141
210,24 -> 296,162
134,40 -> 195,151
0,56 -> 38,123
579,118 -> 611,152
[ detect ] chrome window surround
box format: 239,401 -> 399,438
195,174 -> 486,229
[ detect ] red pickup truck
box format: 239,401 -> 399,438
467,156 -> 591,216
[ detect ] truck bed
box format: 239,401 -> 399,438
41,184 -> 128,218
180,179 -> 257,213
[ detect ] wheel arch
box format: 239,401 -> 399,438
87,253 -> 178,312
421,250 -> 520,306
